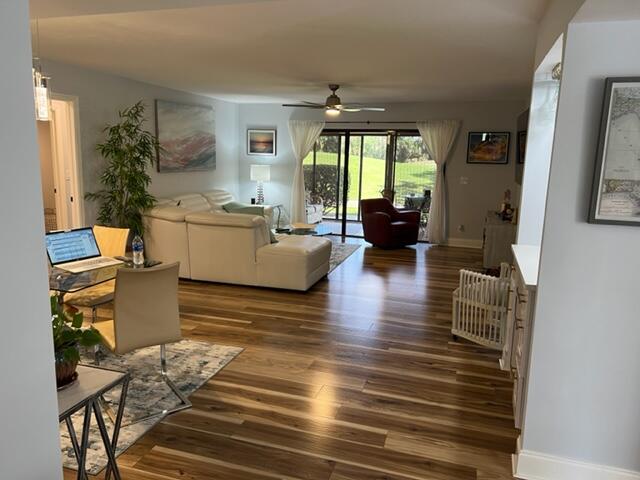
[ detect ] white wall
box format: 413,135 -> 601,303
42,60 -> 240,224
238,101 -> 525,242
516,38 -> 562,247
0,1 -> 63,478
521,19 -> 640,474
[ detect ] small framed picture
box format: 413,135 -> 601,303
517,131 -> 527,164
588,77 -> 640,226
467,132 -> 510,164
247,129 -> 276,156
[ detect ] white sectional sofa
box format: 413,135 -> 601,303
143,190 -> 332,291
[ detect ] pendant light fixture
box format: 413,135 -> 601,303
32,19 -> 51,122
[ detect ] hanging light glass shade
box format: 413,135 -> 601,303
33,63 -> 51,121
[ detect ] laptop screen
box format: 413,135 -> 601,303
45,227 -> 101,265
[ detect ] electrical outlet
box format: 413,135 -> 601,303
457,224 -> 465,232
459,176 -> 469,185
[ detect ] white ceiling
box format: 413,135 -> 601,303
30,0 -> 549,104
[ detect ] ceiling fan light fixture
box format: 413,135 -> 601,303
325,107 -> 341,116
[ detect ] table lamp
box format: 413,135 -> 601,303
250,164 -> 271,205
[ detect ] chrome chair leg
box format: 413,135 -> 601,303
115,344 -> 191,427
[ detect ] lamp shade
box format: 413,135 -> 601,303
250,164 -> 271,182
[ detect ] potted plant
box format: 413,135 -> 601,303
51,296 -> 102,389
85,101 -> 158,235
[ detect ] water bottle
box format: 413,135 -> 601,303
132,235 -> 144,267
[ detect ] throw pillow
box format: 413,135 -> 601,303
222,201 -> 278,243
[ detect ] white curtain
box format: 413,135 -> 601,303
417,120 -> 460,244
289,120 -> 325,224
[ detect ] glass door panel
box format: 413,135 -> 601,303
392,134 -> 435,241
303,134 -> 344,234
359,135 -> 388,221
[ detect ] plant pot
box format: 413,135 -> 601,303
55,352 -> 79,390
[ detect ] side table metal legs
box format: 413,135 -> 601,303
102,377 -> 129,480
64,403 -> 92,480
62,376 -> 129,480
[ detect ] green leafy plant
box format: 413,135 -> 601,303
51,296 -> 102,363
303,163 -> 351,214
86,101 -> 158,235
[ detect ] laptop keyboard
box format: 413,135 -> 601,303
59,257 -> 123,273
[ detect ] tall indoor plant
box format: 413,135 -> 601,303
86,101 -> 158,235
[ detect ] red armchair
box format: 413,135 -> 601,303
360,198 -> 420,248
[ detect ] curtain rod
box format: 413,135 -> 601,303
324,120 -> 417,124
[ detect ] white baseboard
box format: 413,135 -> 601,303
446,237 -> 483,249
514,449 -> 640,480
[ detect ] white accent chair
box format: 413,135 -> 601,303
451,263 -> 511,350
306,201 -> 324,224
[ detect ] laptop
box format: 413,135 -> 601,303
46,227 -> 124,273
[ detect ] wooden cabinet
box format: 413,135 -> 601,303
482,211 -> 517,269
500,245 -> 539,430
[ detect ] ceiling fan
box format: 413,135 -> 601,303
282,84 -> 385,116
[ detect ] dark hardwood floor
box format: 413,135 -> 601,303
65,239 -> 517,480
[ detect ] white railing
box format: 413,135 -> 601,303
452,263 -> 510,350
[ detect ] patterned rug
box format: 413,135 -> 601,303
60,340 -> 242,475
329,241 -> 360,273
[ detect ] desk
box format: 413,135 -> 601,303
58,365 -> 129,480
49,259 -> 160,307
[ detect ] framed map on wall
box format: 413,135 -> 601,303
589,77 -> 640,226
155,99 -> 216,173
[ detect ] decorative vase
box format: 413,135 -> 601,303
55,351 -> 79,389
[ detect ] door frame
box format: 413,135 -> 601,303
317,129 -> 425,237
49,93 -> 84,229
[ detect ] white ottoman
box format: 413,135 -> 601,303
256,235 -> 332,291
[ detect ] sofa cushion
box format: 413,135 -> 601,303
202,189 -> 235,210
259,235 -> 331,270
171,194 -> 211,212
185,211 -> 267,229
146,205 -> 190,222
222,202 -> 277,243
256,235 -> 331,290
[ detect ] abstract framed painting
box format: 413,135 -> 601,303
155,100 -> 216,173
588,77 -> 640,226
247,129 -> 277,156
466,132 -> 510,164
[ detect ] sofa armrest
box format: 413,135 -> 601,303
185,211 -> 267,228
393,209 -> 420,224
145,205 -> 190,222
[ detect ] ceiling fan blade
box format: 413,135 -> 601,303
282,103 -> 325,109
341,104 -> 386,112
302,101 -> 326,106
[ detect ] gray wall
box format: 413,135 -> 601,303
42,60 -> 240,224
0,1 -> 63,478
238,101 -> 525,243
523,19 -> 640,471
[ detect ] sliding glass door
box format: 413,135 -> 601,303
304,129 -> 434,239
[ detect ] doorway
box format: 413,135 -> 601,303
303,129 -> 434,239
38,95 -> 83,231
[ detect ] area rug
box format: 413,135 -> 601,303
329,242 -> 360,273
60,340 -> 243,475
